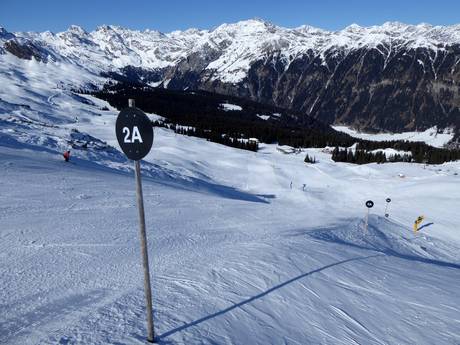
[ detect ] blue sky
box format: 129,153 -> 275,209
1,0 -> 460,33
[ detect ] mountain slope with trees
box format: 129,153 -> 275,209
92,83 -> 460,163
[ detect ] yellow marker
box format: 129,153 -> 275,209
413,215 -> 425,233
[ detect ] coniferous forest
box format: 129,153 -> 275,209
331,147 -> 412,164
90,82 -> 460,164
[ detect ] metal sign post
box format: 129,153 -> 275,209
116,99 -> 155,343
134,157 -> 155,343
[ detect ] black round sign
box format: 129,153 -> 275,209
386,198 -> 391,203
365,200 -> 374,208
116,107 -> 153,161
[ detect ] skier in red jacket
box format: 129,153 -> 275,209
63,150 -> 70,162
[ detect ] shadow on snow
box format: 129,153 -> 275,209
0,139 -> 269,204
308,218 -> 460,270
156,254 -> 381,342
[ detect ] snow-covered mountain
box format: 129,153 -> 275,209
3,20 -> 460,75
3,20 -> 460,78
2,19 -> 460,139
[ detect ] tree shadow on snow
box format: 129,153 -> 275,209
158,177 -> 271,204
0,137 -> 269,204
256,193 -> 276,199
155,254 -> 381,343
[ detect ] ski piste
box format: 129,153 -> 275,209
1,127 -> 459,344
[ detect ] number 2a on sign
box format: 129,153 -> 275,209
123,126 -> 143,143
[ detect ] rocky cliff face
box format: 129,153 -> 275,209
206,45 -> 460,133
1,20 -> 460,138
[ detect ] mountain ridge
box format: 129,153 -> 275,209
4,19 -> 460,72
2,19 -> 460,143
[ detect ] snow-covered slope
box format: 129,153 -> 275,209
333,125 -> 455,148
1,51 -> 460,344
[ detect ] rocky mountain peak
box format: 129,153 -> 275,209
0,27 -> 15,40
67,25 -> 88,36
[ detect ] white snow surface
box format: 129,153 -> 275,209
256,114 -> 270,121
1,52 -> 460,345
333,125 -> 455,148
370,148 -> 412,157
220,103 -> 243,111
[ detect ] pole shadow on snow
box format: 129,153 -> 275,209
417,222 -> 434,231
156,254 -> 381,342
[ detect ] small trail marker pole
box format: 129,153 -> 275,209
365,200 -> 374,232
384,198 -> 391,218
365,209 -> 369,232
116,99 -> 155,343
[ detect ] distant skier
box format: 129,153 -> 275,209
302,184 -> 306,191
63,150 -> 71,162
290,181 -> 293,189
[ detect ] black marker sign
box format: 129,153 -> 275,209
116,107 -> 153,161
365,200 -> 374,208
386,198 -> 391,203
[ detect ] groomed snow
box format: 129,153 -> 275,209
333,125 -> 454,148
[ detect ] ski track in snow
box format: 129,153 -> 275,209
1,54 -> 460,345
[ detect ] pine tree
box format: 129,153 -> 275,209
304,154 -> 317,164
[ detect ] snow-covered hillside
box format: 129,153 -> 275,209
333,125 -> 455,148
1,52 -> 460,344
